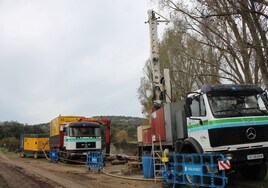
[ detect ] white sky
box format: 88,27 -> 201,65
0,0 -> 160,124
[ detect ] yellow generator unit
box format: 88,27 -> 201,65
20,134 -> 50,159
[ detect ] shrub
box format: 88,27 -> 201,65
0,137 -> 20,152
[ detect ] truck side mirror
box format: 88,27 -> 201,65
184,98 -> 192,117
186,97 -> 192,105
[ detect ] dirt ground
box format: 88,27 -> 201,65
0,150 -> 161,188
1,149 -> 268,188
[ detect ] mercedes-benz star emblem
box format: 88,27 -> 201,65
246,127 -> 256,140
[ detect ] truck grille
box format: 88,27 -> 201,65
208,125 -> 268,147
76,142 -> 96,149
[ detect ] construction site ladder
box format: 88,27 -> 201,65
152,134 -> 165,182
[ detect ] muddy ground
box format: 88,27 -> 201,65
0,150 -> 161,188
1,149 -> 268,188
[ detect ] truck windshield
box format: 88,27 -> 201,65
70,127 -> 101,137
208,93 -> 268,118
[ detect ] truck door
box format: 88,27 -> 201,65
186,94 -> 209,143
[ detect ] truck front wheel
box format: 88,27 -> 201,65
33,152 -> 38,159
239,161 -> 267,181
20,153 -> 26,158
60,150 -> 69,164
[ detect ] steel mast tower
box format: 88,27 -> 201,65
146,10 -> 170,109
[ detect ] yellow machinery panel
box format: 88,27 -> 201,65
50,115 -> 85,136
21,134 -> 50,151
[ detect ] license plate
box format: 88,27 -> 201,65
247,154 -> 264,160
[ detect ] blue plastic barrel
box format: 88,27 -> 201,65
142,154 -> 154,178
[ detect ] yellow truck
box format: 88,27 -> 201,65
19,134 -> 50,159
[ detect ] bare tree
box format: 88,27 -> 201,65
159,18 -> 221,101
138,0 -> 267,112
137,60 -> 154,117
157,0 -> 268,86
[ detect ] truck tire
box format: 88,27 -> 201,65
60,150 -> 69,164
181,139 -> 218,187
161,181 -> 171,188
239,161 -> 267,181
181,138 -> 203,186
20,153 -> 26,158
181,150 -> 201,186
33,152 -> 38,159
61,157 -> 68,164
162,181 -> 184,188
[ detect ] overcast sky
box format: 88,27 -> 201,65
0,0 -> 160,124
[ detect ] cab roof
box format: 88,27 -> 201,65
201,84 -> 264,94
68,121 -> 101,128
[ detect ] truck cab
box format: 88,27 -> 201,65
184,84 -> 268,180
62,122 -> 102,159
